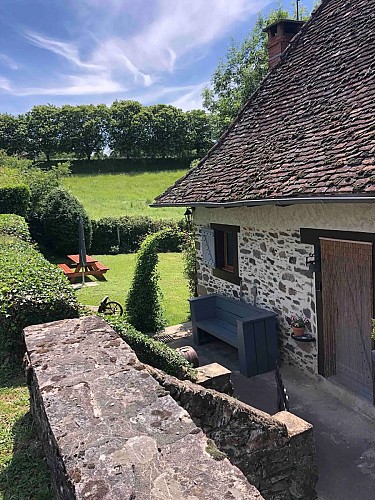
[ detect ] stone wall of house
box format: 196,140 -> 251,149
150,367 -> 318,500
24,316 -> 261,500
194,203 -> 375,376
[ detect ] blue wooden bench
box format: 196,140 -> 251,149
189,294 -> 278,377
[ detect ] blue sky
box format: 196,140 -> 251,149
0,0 -> 315,115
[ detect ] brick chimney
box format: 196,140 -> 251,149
263,19 -> 304,69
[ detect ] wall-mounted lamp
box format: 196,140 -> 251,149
184,207 -> 193,227
306,252 -> 320,273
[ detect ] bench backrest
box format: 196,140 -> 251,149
215,296 -> 249,326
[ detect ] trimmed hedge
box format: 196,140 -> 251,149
43,187 -> 92,255
0,237 -> 80,354
0,214 -> 31,242
106,315 -> 197,381
91,215 -> 185,254
0,184 -> 30,217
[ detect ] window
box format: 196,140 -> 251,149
212,224 -> 240,285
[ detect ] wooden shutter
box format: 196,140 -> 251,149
202,228 -> 216,267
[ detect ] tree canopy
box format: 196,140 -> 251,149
202,3 -> 313,137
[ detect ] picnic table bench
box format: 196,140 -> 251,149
58,255 -> 109,282
189,293 -> 277,377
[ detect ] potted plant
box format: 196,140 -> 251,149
290,314 -> 309,337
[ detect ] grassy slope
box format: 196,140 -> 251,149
62,170 -> 187,221
75,253 -> 190,327
0,366 -> 54,500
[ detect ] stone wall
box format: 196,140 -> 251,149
24,316 -> 262,500
194,203 -> 375,376
150,367 -> 318,500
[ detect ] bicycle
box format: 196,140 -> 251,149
98,295 -> 124,316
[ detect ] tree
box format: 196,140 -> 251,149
108,100 -> 143,158
148,104 -> 186,158
202,6 -> 304,137
0,114 -> 27,155
25,104 -> 61,160
185,110 -> 213,158
60,104 -> 108,160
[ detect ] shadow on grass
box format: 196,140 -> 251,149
0,413 -> 55,500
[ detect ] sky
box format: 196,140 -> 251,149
0,0 -> 315,115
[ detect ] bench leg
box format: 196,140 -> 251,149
237,323 -> 257,378
192,326 -> 212,345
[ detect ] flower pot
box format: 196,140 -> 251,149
292,327 -> 305,337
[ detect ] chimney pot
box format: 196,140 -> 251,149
263,19 -> 304,69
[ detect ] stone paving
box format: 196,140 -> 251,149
165,323 -> 375,500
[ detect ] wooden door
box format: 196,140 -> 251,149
320,238 -> 374,402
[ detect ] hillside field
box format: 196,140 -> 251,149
62,169 -> 187,221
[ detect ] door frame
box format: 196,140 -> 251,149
300,228 -> 375,403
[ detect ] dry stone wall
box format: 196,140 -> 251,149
24,316 -> 262,500
150,367 -> 318,500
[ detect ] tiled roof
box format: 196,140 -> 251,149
155,0 -> 375,206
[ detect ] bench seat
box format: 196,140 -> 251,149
196,319 -> 238,348
190,294 -> 278,377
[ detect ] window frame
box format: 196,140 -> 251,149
211,223 -> 241,285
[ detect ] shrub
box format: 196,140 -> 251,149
0,214 -> 31,242
0,184 -> 30,217
43,187 -> 92,255
182,232 -> 198,297
91,215 -> 185,254
0,237 -> 79,355
106,315 -> 197,381
125,231 -> 167,334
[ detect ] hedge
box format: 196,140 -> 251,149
0,214 -> 31,242
91,215 -> 186,254
0,184 -> 30,217
106,316 -> 197,381
0,237 -> 80,355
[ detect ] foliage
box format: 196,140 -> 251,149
371,319 -> 375,341
0,100 -> 213,161
125,231 -> 168,334
59,104 -> 109,160
0,366 -> 54,500
91,215 -> 185,254
106,315 -> 197,381
0,214 -> 31,242
43,187 -> 92,255
0,237 -> 79,354
182,232 -> 198,297
202,4 -> 312,137
290,314 -> 309,328
0,183 -> 30,217
62,169 -> 187,221
25,104 -> 61,160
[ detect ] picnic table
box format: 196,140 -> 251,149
58,254 -> 109,282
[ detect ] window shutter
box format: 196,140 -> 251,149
202,228 -> 216,267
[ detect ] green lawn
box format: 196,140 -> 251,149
62,170 -> 187,221
0,365 -> 54,500
75,252 -> 190,327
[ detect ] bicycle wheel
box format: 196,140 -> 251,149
104,301 -> 123,316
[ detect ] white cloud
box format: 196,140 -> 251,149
0,77 -> 11,92
169,82 -> 207,111
0,54 -> 18,70
24,31 -> 102,71
15,74 -> 124,96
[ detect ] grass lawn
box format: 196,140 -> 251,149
62,170 -> 187,221
75,252 -> 190,327
0,365 -> 54,500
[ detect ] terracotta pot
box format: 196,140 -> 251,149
292,327 -> 305,337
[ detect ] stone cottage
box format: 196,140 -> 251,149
154,0 -> 375,404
